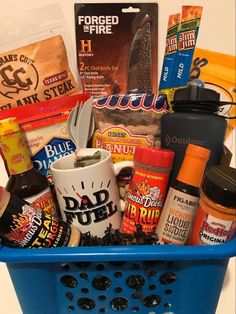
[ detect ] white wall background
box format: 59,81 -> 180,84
0,1 -> 235,313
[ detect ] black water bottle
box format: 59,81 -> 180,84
161,85 -> 227,184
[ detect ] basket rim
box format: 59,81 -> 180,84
0,236 -> 235,263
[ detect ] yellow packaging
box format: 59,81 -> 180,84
191,48 -> 236,137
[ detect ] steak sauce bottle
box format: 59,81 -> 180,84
0,118 -> 57,216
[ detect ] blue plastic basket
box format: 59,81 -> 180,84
0,237 -> 235,314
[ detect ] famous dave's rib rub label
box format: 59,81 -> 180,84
0,194 -> 71,248
121,165 -> 170,234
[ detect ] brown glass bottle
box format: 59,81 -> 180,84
0,117 -> 57,216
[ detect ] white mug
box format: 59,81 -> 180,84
50,148 -> 132,237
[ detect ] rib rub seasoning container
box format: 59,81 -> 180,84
189,165 -> 236,245
121,146 -> 175,234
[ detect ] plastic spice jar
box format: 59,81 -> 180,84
120,146 -> 175,234
189,165 -> 236,245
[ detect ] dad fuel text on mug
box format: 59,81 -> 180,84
50,148 -> 132,236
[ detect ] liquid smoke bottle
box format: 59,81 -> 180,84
156,144 -> 211,245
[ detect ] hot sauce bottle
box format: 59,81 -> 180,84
0,118 -> 57,216
120,146 -> 175,234
156,144 -> 211,245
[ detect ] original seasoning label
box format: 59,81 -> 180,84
121,166 -> 169,234
0,35 -> 79,110
0,194 -> 71,248
189,206 -> 235,245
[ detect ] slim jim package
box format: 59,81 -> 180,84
74,3 -> 158,97
159,13 -> 181,91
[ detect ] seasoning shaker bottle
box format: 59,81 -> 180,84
0,186 -> 80,248
188,165 -> 236,245
121,146 -> 175,234
161,85 -> 227,184
0,117 -> 57,216
156,144 -> 211,245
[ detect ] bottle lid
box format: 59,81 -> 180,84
177,144 -> 211,187
0,117 -> 20,136
0,186 -> 3,200
0,117 -> 32,175
202,165 -> 236,208
134,146 -> 175,168
172,85 -> 220,114
186,143 -> 211,161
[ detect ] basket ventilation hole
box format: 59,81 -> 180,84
97,263 -> 105,270
132,263 -> 140,270
61,263 -> 70,271
61,275 -> 78,288
110,261 -> 126,266
115,287 -> 123,293
132,293 -> 141,299
164,303 -> 172,308
110,298 -> 128,311
98,295 -> 107,301
67,305 -> 75,312
65,292 -> 74,301
99,308 -> 107,313
159,272 -> 177,285
143,295 -> 161,308
80,272 -> 89,280
74,262 -> 91,268
132,306 -> 140,312
149,285 -> 156,291
92,276 -> 112,290
77,298 -> 96,310
126,275 -> 145,289
114,271 -> 123,278
81,287 -> 89,293
165,289 -> 172,295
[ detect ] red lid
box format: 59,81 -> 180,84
0,186 -> 4,200
134,146 -> 175,168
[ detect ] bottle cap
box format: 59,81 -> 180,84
172,85 -> 220,114
0,117 -> 20,136
0,117 -> 32,175
177,144 -> 211,187
0,186 -> 4,200
134,146 -> 175,168
202,165 -> 236,208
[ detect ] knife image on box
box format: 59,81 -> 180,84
127,14 -> 153,93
